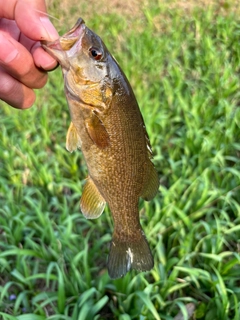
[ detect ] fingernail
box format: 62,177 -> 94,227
41,59 -> 59,71
39,17 -> 59,41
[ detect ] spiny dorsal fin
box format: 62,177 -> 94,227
140,161 -> 159,201
85,112 -> 110,149
80,177 -> 106,219
66,122 -> 81,152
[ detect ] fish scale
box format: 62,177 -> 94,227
42,18 -> 159,279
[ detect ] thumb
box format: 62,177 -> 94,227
0,0 -> 58,41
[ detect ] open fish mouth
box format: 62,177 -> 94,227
62,18 -> 85,40
60,18 -> 85,51
41,18 -> 86,68
41,18 -> 86,52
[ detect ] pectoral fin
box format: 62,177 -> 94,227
66,122 -> 81,152
80,177 -> 106,219
85,113 -> 110,149
140,161 -> 159,201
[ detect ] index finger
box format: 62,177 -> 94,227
0,0 -> 58,41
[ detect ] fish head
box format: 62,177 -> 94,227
41,18 -> 110,84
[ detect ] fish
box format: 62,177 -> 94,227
41,18 -> 159,279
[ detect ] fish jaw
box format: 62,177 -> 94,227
41,18 -> 86,70
61,18 -> 85,41
41,39 -> 69,69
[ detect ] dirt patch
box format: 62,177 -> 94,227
46,0 -> 240,28
46,0 -> 143,19
167,0 -> 239,10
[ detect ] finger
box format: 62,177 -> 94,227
0,0 -> 58,41
19,32 -> 58,70
0,18 -> 58,71
31,44 -> 58,71
0,17 -> 20,40
0,32 -> 48,89
0,68 -> 37,109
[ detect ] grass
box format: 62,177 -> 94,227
1,0 -> 240,319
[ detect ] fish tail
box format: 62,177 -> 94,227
107,230 -> 154,279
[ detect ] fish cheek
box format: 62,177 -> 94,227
80,53 -> 109,83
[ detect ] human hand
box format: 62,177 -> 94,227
0,0 -> 59,109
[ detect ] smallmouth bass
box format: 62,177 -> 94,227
42,18 -> 159,279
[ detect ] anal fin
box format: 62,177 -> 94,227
66,122 -> 81,152
140,161 -> 159,201
80,177 -> 106,219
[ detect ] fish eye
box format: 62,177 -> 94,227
89,47 -> 102,60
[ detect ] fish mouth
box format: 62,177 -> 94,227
63,18 -> 85,39
41,18 -> 86,68
41,18 -> 86,53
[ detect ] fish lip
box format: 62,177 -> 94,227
41,18 -> 86,51
63,18 -> 85,38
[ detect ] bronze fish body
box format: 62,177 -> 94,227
42,18 -> 159,279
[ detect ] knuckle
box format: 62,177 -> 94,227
0,71 -> 36,109
20,62 -> 32,77
32,73 -> 48,89
0,73 -> 17,96
16,65 -> 48,89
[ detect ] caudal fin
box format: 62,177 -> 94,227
107,230 -> 154,279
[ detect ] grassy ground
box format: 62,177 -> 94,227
1,0 -> 240,319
